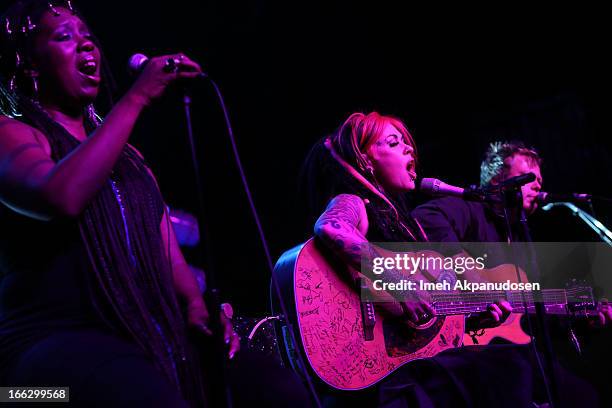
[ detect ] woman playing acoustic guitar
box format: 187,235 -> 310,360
302,112 -> 561,407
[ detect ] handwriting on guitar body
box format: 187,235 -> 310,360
276,239 -> 597,390
290,240 -> 465,389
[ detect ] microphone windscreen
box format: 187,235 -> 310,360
419,178 -> 439,194
127,53 -> 149,75
536,192 -> 549,204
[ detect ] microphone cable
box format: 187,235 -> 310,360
205,77 -> 323,408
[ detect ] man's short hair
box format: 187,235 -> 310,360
480,141 -> 542,187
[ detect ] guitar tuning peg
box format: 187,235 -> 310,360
26,16 -> 36,32
48,2 -> 61,16
565,278 -> 580,288
5,18 -> 12,35
9,75 -> 17,92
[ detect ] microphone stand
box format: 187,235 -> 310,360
500,187 -> 559,408
542,202 -> 612,246
182,90 -> 233,408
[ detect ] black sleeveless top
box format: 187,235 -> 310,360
364,198 -> 426,243
0,206 -> 102,373
0,173 -> 165,379
0,108 -> 206,405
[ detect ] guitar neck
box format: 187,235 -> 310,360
430,288 -> 594,317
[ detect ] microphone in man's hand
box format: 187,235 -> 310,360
127,53 -> 208,78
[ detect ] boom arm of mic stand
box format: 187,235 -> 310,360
460,185 -> 503,203
542,202 -> 612,245
468,172 -> 536,203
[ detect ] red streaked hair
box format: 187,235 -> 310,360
332,112 -> 418,174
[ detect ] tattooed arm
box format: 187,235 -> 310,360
314,194 -> 509,328
314,194 -> 432,322
314,194 -> 370,271
314,194 -> 421,281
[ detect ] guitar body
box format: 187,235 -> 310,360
463,264 -> 531,345
273,238 -> 464,391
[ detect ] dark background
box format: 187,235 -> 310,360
76,1 -> 611,315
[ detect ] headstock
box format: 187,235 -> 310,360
565,279 -> 596,317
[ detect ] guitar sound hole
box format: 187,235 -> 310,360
406,314 -> 436,329
382,316 -> 446,357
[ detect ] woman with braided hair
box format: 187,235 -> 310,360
0,1 -> 238,406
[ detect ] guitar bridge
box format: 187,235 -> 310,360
359,278 -> 376,341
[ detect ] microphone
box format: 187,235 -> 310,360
419,178 -> 485,201
127,53 -> 149,75
496,172 -> 535,190
420,174 -> 538,203
127,53 -> 208,78
420,178 -> 465,197
536,192 -> 592,204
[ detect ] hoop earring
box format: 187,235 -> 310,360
8,75 -> 17,92
31,74 -> 39,96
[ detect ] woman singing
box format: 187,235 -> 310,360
0,1 -> 237,406
302,112 -> 549,407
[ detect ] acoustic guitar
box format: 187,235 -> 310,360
272,238 -> 596,391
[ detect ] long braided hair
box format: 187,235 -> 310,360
302,112 -> 426,242
1,1 -> 205,405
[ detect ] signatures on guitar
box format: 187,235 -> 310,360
317,349 -> 394,386
297,265 -> 392,385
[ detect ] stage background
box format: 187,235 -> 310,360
77,1 -> 611,314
